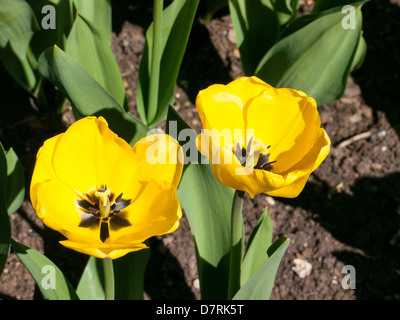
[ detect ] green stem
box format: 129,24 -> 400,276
103,258 -> 115,300
148,0 -> 163,126
227,190 -> 245,299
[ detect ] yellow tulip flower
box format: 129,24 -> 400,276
30,116 -> 183,259
196,76 -> 331,198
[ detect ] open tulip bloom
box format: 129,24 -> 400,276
195,76 -> 330,298
195,76 -> 331,199
30,116 -> 183,260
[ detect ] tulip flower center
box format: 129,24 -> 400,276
77,185 -> 132,242
234,137 -> 276,171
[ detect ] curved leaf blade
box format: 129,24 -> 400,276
228,0 -> 279,75
72,0 -> 112,44
5,148 -> 25,215
76,256 -> 105,300
38,45 -> 148,146
11,238 -> 79,300
137,0 -> 200,126
166,107 -> 235,299
233,236 -> 289,300
240,207 -> 273,286
65,13 -> 126,108
0,143 -> 11,275
255,6 -> 363,106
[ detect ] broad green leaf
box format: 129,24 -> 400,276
0,0 -> 37,91
72,0 -> 112,44
5,148 -> 25,215
312,0 -> 368,13
240,207 -> 273,286
114,247 -> 150,300
65,13 -> 126,108
76,256 -> 105,300
0,143 -> 11,275
351,33 -> 366,71
0,0 -> 36,59
27,0 -> 74,57
166,107 -> 235,299
269,0 -> 299,27
11,238 -> 79,300
38,45 -> 148,146
255,5 -> 363,106
233,236 -> 289,300
0,43 -> 36,93
137,0 -> 200,127
229,0 -> 279,75
77,246 -> 150,300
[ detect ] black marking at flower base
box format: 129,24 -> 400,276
77,187 -> 132,242
233,141 -> 276,171
100,221 -> 110,243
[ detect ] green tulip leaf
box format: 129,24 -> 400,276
77,244 -> 150,300
0,0 -> 38,91
255,4 -> 364,106
350,32 -> 366,71
233,236 -> 289,300
38,45 -> 148,146
0,143 -> 11,275
137,0 -> 200,127
65,13 -> 126,109
114,247 -> 150,300
228,0 -> 279,76
240,207 -> 273,286
312,0 -> 368,13
26,0 -> 74,57
166,107 -> 235,299
11,238 -> 79,300
5,148 -> 25,216
76,256 -> 105,300
72,0 -> 112,44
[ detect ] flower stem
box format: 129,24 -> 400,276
103,258 -> 115,300
227,190 -> 245,299
148,0 -> 163,126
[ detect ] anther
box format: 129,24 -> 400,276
88,207 -> 98,215
115,193 -> 123,204
86,194 -> 95,204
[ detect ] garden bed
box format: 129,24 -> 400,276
1,0 -> 399,300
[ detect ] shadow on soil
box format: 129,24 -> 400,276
352,0 -> 400,137
280,173 -> 400,299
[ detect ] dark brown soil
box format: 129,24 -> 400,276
1,0 -> 400,300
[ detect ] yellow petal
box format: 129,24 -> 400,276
196,131 -> 286,198
31,177 -> 102,243
227,76 -> 272,105
30,133 -> 63,209
266,129 -> 331,198
196,84 -> 245,148
60,240 -> 148,259
132,134 -> 183,189
245,87 -> 322,174
111,179 -> 182,244
51,116 -> 138,195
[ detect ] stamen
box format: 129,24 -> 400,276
115,193 -> 123,203
86,194 -> 95,204
233,137 -> 276,171
88,207 -> 98,215
95,189 -> 112,218
78,186 -> 132,242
